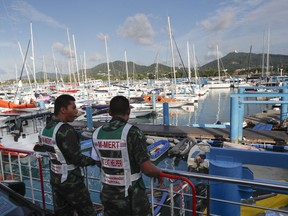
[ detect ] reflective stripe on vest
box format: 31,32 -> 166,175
40,122 -> 80,183
92,123 -> 141,197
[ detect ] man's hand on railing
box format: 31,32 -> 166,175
155,174 -> 164,187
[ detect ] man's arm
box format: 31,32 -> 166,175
57,124 -> 96,166
140,160 -> 163,186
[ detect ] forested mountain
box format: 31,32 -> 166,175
18,52 -> 288,83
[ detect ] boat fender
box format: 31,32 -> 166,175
169,142 -> 176,148
173,138 -> 180,144
146,138 -> 155,145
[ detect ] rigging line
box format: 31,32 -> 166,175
14,39 -> 31,103
172,35 -> 188,77
172,36 -> 195,92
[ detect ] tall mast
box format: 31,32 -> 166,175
217,45 -> 220,80
187,41 -> 191,81
18,41 -> 32,90
192,44 -> 198,85
124,50 -> 129,87
167,16 -> 177,86
104,36 -> 111,92
261,30 -> 265,79
266,28 -> 270,74
30,22 -> 37,87
42,56 -> 47,83
83,51 -> 87,83
67,28 -> 76,84
72,34 -> 80,84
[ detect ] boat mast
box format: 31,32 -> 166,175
261,30 -> 265,79
187,41 -> 191,81
72,34 -> 80,85
30,22 -> 37,88
266,28 -> 270,74
104,35 -> 111,93
167,16 -> 177,86
124,50 -> 129,87
83,51 -> 87,84
217,45 -> 220,81
18,41 -> 32,90
192,44 -> 199,86
67,28 -> 77,84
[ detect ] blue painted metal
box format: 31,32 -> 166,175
209,157 -> 244,216
39,100 -> 45,110
189,123 -> 229,128
231,84 -> 288,142
171,89 -> 175,98
230,94 -> 239,143
208,147 -> 288,216
237,88 -> 245,142
152,94 -> 156,111
86,106 -> 94,130
163,102 -> 169,125
280,82 -> 288,121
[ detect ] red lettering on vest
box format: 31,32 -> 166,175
98,140 -> 120,149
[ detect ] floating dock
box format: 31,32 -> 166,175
72,109 -> 288,144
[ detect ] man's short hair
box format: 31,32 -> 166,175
54,94 -> 75,115
109,96 -> 130,116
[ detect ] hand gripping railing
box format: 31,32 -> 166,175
151,172 -> 197,216
0,146 -> 46,210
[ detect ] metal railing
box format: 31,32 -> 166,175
1,146 -> 288,216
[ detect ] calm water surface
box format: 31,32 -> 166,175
135,88 -> 271,126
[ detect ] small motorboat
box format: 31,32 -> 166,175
167,137 -> 196,158
147,139 -> 170,161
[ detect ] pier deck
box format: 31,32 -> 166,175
73,117 -> 288,144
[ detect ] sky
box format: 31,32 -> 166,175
0,0 -> 287,81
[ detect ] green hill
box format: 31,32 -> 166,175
14,52 -> 288,84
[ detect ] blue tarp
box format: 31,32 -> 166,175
252,123 -> 273,130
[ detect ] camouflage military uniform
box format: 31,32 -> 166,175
41,118 -> 96,216
93,117 -> 151,216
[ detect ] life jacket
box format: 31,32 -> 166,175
39,122 -> 80,183
92,123 -> 141,197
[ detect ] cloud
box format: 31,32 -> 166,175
200,7 -> 235,32
9,0 -> 66,29
117,13 -> 155,45
52,42 -> 74,58
97,33 -> 109,41
89,52 -> 104,63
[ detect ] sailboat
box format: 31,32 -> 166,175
206,45 -> 230,89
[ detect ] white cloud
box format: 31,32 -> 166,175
97,33 -> 109,42
200,7 -> 236,31
52,42 -> 73,58
10,0 -> 66,29
117,13 -> 155,45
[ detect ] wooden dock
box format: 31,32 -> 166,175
72,114 -> 288,144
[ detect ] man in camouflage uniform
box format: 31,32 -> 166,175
91,95 -> 163,216
35,94 -> 97,216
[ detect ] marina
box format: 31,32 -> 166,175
0,82 -> 287,216
0,81 -> 287,216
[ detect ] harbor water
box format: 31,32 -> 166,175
134,88 -> 271,126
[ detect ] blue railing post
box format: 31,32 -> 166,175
152,94 -> 156,111
171,89 -> 175,98
230,94 -> 239,143
86,106 -> 94,130
163,102 -> 169,125
280,82 -> 288,122
237,88 -> 245,142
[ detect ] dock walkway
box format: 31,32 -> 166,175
73,109 -> 287,144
